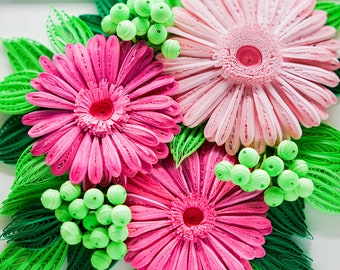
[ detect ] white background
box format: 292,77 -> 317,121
0,1 -> 340,270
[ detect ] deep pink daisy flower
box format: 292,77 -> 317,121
158,0 -> 340,154
125,143 -> 272,270
22,35 -> 182,186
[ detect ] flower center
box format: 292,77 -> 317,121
213,24 -> 281,85
236,46 -> 262,67
183,207 -> 204,226
74,81 -> 130,137
89,99 -> 114,120
170,195 -> 215,241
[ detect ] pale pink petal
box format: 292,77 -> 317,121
222,0 -> 246,25
173,37 -> 214,58
202,0 -> 236,28
239,86 -> 255,146
281,46 -> 333,62
256,0 -> 281,26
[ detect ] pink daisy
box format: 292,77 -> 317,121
125,143 -> 272,270
158,0 -> 340,154
22,35 -> 182,186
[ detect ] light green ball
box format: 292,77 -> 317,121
91,250 -> 112,270
264,187 -> 284,207
68,198 -> 89,220
289,159 -> 309,178
41,189 -> 62,210
214,160 -> 233,181
107,185 -> 127,205
96,204 -> 114,226
277,170 -> 299,191
147,23 -> 167,45
134,0 -> 152,17
101,15 -> 118,35
127,0 -> 137,15
283,188 -> 299,202
83,231 -> 95,249
83,188 -> 105,210
277,140 -> 298,161
60,221 -> 82,245
249,169 -> 271,190
111,205 -> 132,226
238,147 -> 260,168
132,16 -> 150,36
106,241 -> 128,260
161,39 -> 181,59
59,181 -> 81,202
150,2 -> 171,23
90,227 -> 110,249
117,20 -> 137,41
230,164 -> 251,186
110,3 -> 130,24
297,178 -> 314,198
83,212 -> 99,231
55,203 -> 73,222
108,224 -> 129,242
262,156 -> 284,177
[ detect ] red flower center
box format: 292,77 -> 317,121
89,99 -> 114,120
183,207 -> 204,226
236,46 -> 262,67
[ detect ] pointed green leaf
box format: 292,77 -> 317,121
170,124 -> 206,167
0,145 -> 68,216
0,70 -> 39,115
47,7 -> 94,54
0,115 -> 35,164
251,231 -> 313,270
267,199 -> 312,239
2,38 -> 53,73
1,204 -> 61,249
315,2 -> 340,29
0,238 -> 68,270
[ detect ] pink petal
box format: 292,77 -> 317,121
130,95 -> 174,112
22,110 -> 71,126
118,41 -> 132,68
173,37 -> 214,58
124,61 -> 163,93
45,126 -> 82,165
73,43 -> 97,87
257,0 -> 280,26
197,240 -> 227,270
106,35 -> 120,84
128,220 -> 172,238
281,46 -> 333,62
38,73 -> 77,101
27,113 -> 76,138
219,216 -> 272,232
26,92 -> 75,110
69,133 -> 92,184
216,201 -> 269,215
239,86 -> 255,146
53,54 -> 86,91
88,136 -> 103,184
31,124 -> 74,155
201,0 -> 235,28
130,111 -> 177,129
181,151 -> 201,194
184,79 -> 230,127
130,205 -> 169,221
129,142 -> 158,164
101,135 -> 121,178
50,130 -> 84,176
39,55 -> 61,77
222,0 -> 246,25
87,35 -> 106,82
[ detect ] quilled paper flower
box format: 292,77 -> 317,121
124,143 -> 272,270
23,34 -> 182,186
158,0 -> 340,154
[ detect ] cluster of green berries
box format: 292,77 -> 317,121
40,181 -> 131,270
214,140 -> 315,207
101,0 -> 181,59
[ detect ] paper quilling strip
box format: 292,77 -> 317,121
1,0 -> 340,269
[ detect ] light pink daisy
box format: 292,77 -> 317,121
125,143 -> 272,270
22,35 -> 182,186
158,0 -> 340,154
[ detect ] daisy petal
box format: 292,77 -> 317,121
87,35 -> 106,82
88,136 -> 103,184
106,35 -> 120,84
26,92 -> 75,110
101,136 -> 121,177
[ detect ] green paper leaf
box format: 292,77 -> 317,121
267,199 -> 312,239
170,124 -> 206,167
2,38 -> 53,73
0,144 -> 68,216
315,2 -> 340,29
0,238 -> 68,270
0,70 -> 39,115
0,115 -> 35,164
79,14 -> 109,36
1,204 -> 61,249
47,7 -> 94,54
251,231 -> 313,270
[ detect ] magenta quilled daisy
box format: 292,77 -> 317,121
158,0 -> 340,154
125,143 -> 272,270
22,35 -> 182,186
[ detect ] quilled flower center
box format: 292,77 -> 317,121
183,207 -> 204,226
89,99 -> 115,120
170,195 -> 216,241
236,46 -> 262,67
213,24 -> 281,85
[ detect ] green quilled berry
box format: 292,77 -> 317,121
264,186 -> 284,207
214,160 -> 233,181
277,140 -> 298,161
230,164 -> 251,186
238,147 -> 260,168
110,3 -> 130,24
262,155 -> 284,177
